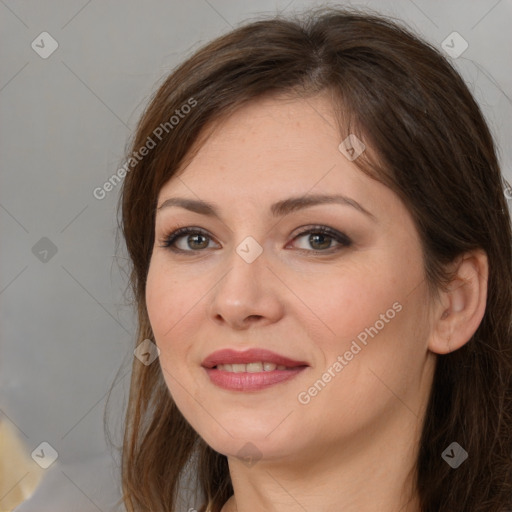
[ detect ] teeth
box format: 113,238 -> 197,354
246,362 -> 264,372
216,362 -> 289,372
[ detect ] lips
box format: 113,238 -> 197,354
202,348 -> 309,392
201,348 -> 309,370
202,348 -> 309,391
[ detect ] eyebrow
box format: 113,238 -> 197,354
157,194 -> 376,221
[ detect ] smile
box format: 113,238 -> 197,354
202,348 -> 309,391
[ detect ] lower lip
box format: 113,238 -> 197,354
204,367 -> 307,391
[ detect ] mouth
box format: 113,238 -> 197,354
201,348 -> 309,391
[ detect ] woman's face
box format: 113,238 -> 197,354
146,94 -> 436,466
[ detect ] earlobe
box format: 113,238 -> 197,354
428,250 -> 488,355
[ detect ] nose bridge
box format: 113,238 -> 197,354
218,238 -> 267,302
208,237 -> 283,327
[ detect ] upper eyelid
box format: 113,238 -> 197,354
162,225 -> 342,240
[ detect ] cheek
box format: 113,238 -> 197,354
145,257 -> 212,384
303,262 -> 429,418
146,259 -> 192,338
145,261 -> 198,398
145,262 -> 169,338
295,258 -> 406,346
299,248 -> 427,388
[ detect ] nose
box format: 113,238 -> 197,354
207,245 -> 285,330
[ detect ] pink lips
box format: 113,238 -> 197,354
201,348 -> 309,391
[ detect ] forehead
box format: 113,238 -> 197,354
156,95 -> 398,221
162,96 -> 356,186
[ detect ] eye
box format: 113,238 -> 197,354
160,227 -> 219,252
289,225 -> 352,252
159,225 -> 352,254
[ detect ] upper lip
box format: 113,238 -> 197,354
202,348 -> 309,369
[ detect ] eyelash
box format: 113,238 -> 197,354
159,225 -> 352,254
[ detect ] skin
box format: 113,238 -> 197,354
145,93 -> 488,512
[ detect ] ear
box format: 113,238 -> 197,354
428,249 -> 488,355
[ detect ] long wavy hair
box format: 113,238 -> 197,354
117,7 -> 512,512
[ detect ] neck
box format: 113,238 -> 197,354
221,408 -> 423,512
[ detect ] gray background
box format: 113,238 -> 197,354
1,1 -> 511,511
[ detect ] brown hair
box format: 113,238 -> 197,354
118,7 -> 512,512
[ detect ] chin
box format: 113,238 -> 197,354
194,418 -> 301,460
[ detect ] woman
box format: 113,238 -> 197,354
118,7 -> 512,512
